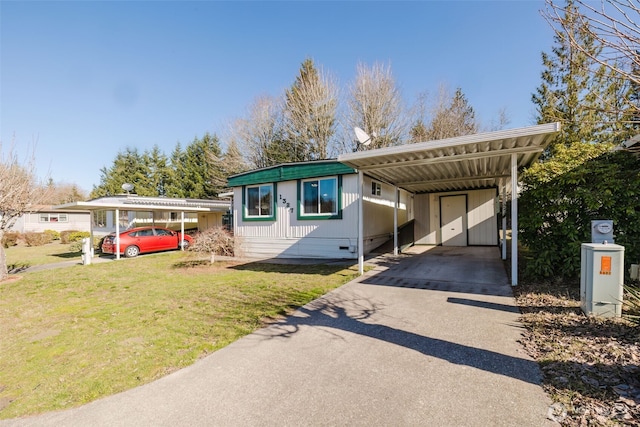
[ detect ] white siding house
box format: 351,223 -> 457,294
10,207 -> 91,233
229,124 -> 562,284
228,161 -> 412,259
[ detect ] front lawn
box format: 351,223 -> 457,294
0,251 -> 357,419
4,242 -> 84,270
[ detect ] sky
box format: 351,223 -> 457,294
1,0 -> 555,194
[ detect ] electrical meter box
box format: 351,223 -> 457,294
591,220 -> 614,244
580,243 -> 624,317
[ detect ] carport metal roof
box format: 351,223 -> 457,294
338,122 -> 561,194
338,122 -> 561,287
54,195 -> 230,213
54,195 -> 231,261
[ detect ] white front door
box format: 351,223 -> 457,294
441,195 -> 467,246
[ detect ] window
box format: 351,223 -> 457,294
372,181 -> 381,196
301,177 -> 338,216
93,210 -> 109,228
39,213 -> 68,223
245,184 -> 274,219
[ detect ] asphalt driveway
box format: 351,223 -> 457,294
2,246 -> 556,426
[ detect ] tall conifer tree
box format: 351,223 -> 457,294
532,0 -> 623,152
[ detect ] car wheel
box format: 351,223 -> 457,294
124,245 -> 140,258
180,240 -> 190,250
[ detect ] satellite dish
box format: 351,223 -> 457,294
354,127 -> 372,146
121,183 -> 134,193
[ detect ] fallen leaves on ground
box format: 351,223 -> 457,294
513,281 -> 640,426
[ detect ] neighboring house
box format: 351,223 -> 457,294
227,160 -> 412,259
10,206 -> 91,234
228,123 -> 562,286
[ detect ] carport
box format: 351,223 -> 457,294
338,122 -> 561,286
54,195 -> 230,260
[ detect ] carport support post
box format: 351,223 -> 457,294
89,211 -> 95,259
393,187 -> 398,256
510,153 -> 518,286
180,211 -> 185,251
501,181 -> 507,261
115,208 -> 120,260
358,170 -> 364,275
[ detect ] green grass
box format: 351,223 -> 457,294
4,242 -> 83,270
0,251 -> 358,419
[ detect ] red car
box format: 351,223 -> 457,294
101,226 -> 193,258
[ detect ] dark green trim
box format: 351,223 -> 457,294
297,175 -> 343,220
242,183 -> 277,222
228,161 -> 355,187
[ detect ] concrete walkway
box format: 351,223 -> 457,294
2,246 -> 556,426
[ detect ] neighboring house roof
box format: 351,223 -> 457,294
227,159 -> 356,187
338,122 -> 561,194
28,205 -> 90,214
54,195 -> 231,212
619,134 -> 640,154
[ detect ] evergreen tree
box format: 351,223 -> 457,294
532,0 -> 622,152
409,119 -> 429,143
171,133 -> 223,199
164,142 -> 184,197
145,145 -> 172,196
424,87 -> 478,140
90,147 -> 152,198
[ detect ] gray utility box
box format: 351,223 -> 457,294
591,220 -> 614,244
580,243 -> 624,318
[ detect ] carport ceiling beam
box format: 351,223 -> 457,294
396,174 -> 511,187
355,146 -> 543,171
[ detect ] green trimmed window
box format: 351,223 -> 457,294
245,184 -> 275,220
298,176 -> 341,219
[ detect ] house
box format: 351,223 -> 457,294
227,160 -> 412,259
228,123 -> 562,285
10,206 -> 91,234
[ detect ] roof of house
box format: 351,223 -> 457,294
619,134 -> 640,154
227,159 -> 356,187
338,122 -> 561,194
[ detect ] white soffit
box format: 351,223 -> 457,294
338,122 -> 561,193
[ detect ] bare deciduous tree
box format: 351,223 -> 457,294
41,181 -> 87,205
228,95 -> 285,169
543,0 -> 640,115
344,62 -> 408,151
0,140 -> 45,280
284,58 -> 339,160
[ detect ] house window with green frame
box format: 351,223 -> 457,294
244,183 -> 275,220
298,176 -> 341,219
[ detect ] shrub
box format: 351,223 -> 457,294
189,227 -> 234,263
43,229 -> 60,240
69,231 -> 90,242
24,232 -> 53,247
1,232 -> 21,248
623,284 -> 640,326
520,143 -> 640,280
60,230 -> 90,244
59,230 -> 76,244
